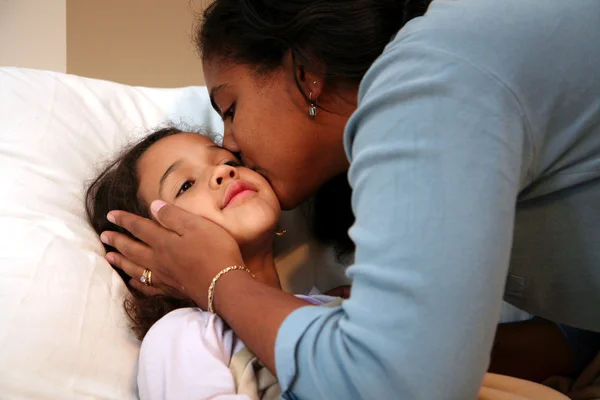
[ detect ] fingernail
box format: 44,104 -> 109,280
105,254 -> 115,264
106,212 -> 116,224
100,233 -> 110,244
150,200 -> 167,215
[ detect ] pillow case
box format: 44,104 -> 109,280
0,67 -> 349,399
0,67 -> 222,399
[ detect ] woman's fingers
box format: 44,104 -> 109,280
106,203 -> 244,307
106,210 -> 172,245
128,278 -> 166,296
101,231 -> 154,268
106,252 -> 168,296
150,200 -> 195,236
106,251 -> 145,280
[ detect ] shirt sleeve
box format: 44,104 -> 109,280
138,307 -> 250,400
274,39 -> 533,399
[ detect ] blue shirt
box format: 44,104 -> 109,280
275,1 -> 600,398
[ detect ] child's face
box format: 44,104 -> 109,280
136,133 -> 280,247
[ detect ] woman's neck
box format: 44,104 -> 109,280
242,245 -> 280,290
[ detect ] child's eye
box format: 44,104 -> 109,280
176,180 -> 194,197
224,159 -> 242,167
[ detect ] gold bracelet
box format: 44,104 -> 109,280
207,266 -> 255,314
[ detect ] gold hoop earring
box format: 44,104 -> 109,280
308,92 -> 317,118
275,229 -> 287,237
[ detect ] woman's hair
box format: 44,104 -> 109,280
308,173 -> 355,263
86,127 -> 196,340
196,0 -> 431,96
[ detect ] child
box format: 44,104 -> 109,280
86,128 -> 337,399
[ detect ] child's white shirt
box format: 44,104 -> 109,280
138,294 -> 337,400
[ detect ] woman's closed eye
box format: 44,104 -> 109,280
222,102 -> 236,121
176,180 -> 195,197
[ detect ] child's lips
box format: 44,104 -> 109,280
221,180 -> 257,209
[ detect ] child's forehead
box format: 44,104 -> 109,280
154,132 -> 217,150
176,132 -> 215,145
145,133 -> 233,165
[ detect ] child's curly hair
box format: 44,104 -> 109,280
85,127 -> 196,340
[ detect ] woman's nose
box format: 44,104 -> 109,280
211,164 -> 238,188
222,128 -> 241,153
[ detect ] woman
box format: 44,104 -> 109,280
102,0 -> 600,398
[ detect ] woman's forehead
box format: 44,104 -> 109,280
203,58 -> 247,89
203,58 -> 227,88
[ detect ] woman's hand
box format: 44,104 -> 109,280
101,200 -> 244,308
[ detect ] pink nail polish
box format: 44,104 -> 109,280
151,200 -> 167,215
106,213 -> 116,224
100,233 -> 109,244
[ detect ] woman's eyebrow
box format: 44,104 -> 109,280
158,159 -> 183,197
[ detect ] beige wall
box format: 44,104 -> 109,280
0,0 -> 205,87
66,0 -> 207,87
0,0 -> 67,72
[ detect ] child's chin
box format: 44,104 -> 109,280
239,204 -> 279,225
232,219 -> 277,243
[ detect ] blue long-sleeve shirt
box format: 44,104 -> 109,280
275,1 -> 600,398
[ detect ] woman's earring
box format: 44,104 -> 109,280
275,229 -> 287,237
308,92 -> 318,119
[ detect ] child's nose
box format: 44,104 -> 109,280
214,165 -> 237,186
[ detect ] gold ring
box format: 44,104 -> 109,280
140,268 -> 152,286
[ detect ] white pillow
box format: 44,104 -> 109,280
0,67 -> 348,399
0,67 -> 221,399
